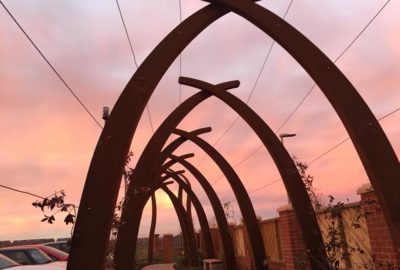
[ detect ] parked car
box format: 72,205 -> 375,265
0,253 -> 19,269
4,265 -> 64,270
20,245 -> 68,262
0,246 -> 52,265
0,253 -> 64,269
43,241 -> 70,253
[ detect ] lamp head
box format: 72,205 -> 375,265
102,106 -> 110,121
279,133 -> 296,138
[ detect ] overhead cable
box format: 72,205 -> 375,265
0,1 -> 103,128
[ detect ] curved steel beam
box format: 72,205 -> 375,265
70,1 -> 400,269
172,128 -> 267,269
167,154 -> 236,269
179,173 -> 193,226
147,194 -> 157,262
179,77 -> 328,267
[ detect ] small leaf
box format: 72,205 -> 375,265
48,215 -> 55,224
64,214 -> 75,225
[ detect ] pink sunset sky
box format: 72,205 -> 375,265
0,0 -> 399,241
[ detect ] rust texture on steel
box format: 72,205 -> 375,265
179,77 -> 328,267
69,0 -> 400,269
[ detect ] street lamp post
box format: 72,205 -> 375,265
279,133 -> 296,204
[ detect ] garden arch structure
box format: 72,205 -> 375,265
68,1 -> 400,270
114,76 -> 327,269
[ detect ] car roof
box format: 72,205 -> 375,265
43,240 -> 69,244
8,266 -> 64,270
0,245 -> 41,251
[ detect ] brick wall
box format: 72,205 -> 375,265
278,204 -> 307,270
162,234 -> 174,262
154,183 -> 398,270
358,184 -> 400,269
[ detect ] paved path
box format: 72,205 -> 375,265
142,263 -> 175,270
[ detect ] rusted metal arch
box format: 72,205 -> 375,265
114,84 -> 238,270
150,123 -> 241,267
166,153 -> 237,269
69,1 -> 400,269
156,171 -> 197,263
162,171 -> 201,267
164,168 -> 214,259
171,128 -> 267,269
115,75 -> 320,269
179,77 -> 328,267
148,154 -> 198,263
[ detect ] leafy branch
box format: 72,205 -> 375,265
32,190 -> 76,227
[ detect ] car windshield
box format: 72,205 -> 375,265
0,254 -> 19,269
41,246 -> 68,258
27,249 -> 52,264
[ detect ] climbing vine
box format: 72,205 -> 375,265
293,157 -> 373,269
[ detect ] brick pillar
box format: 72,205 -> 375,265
198,229 -> 206,255
357,183 -> 400,269
153,234 -> 160,258
209,227 -> 219,258
195,232 -> 200,250
162,234 -> 174,263
278,204 -> 308,270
